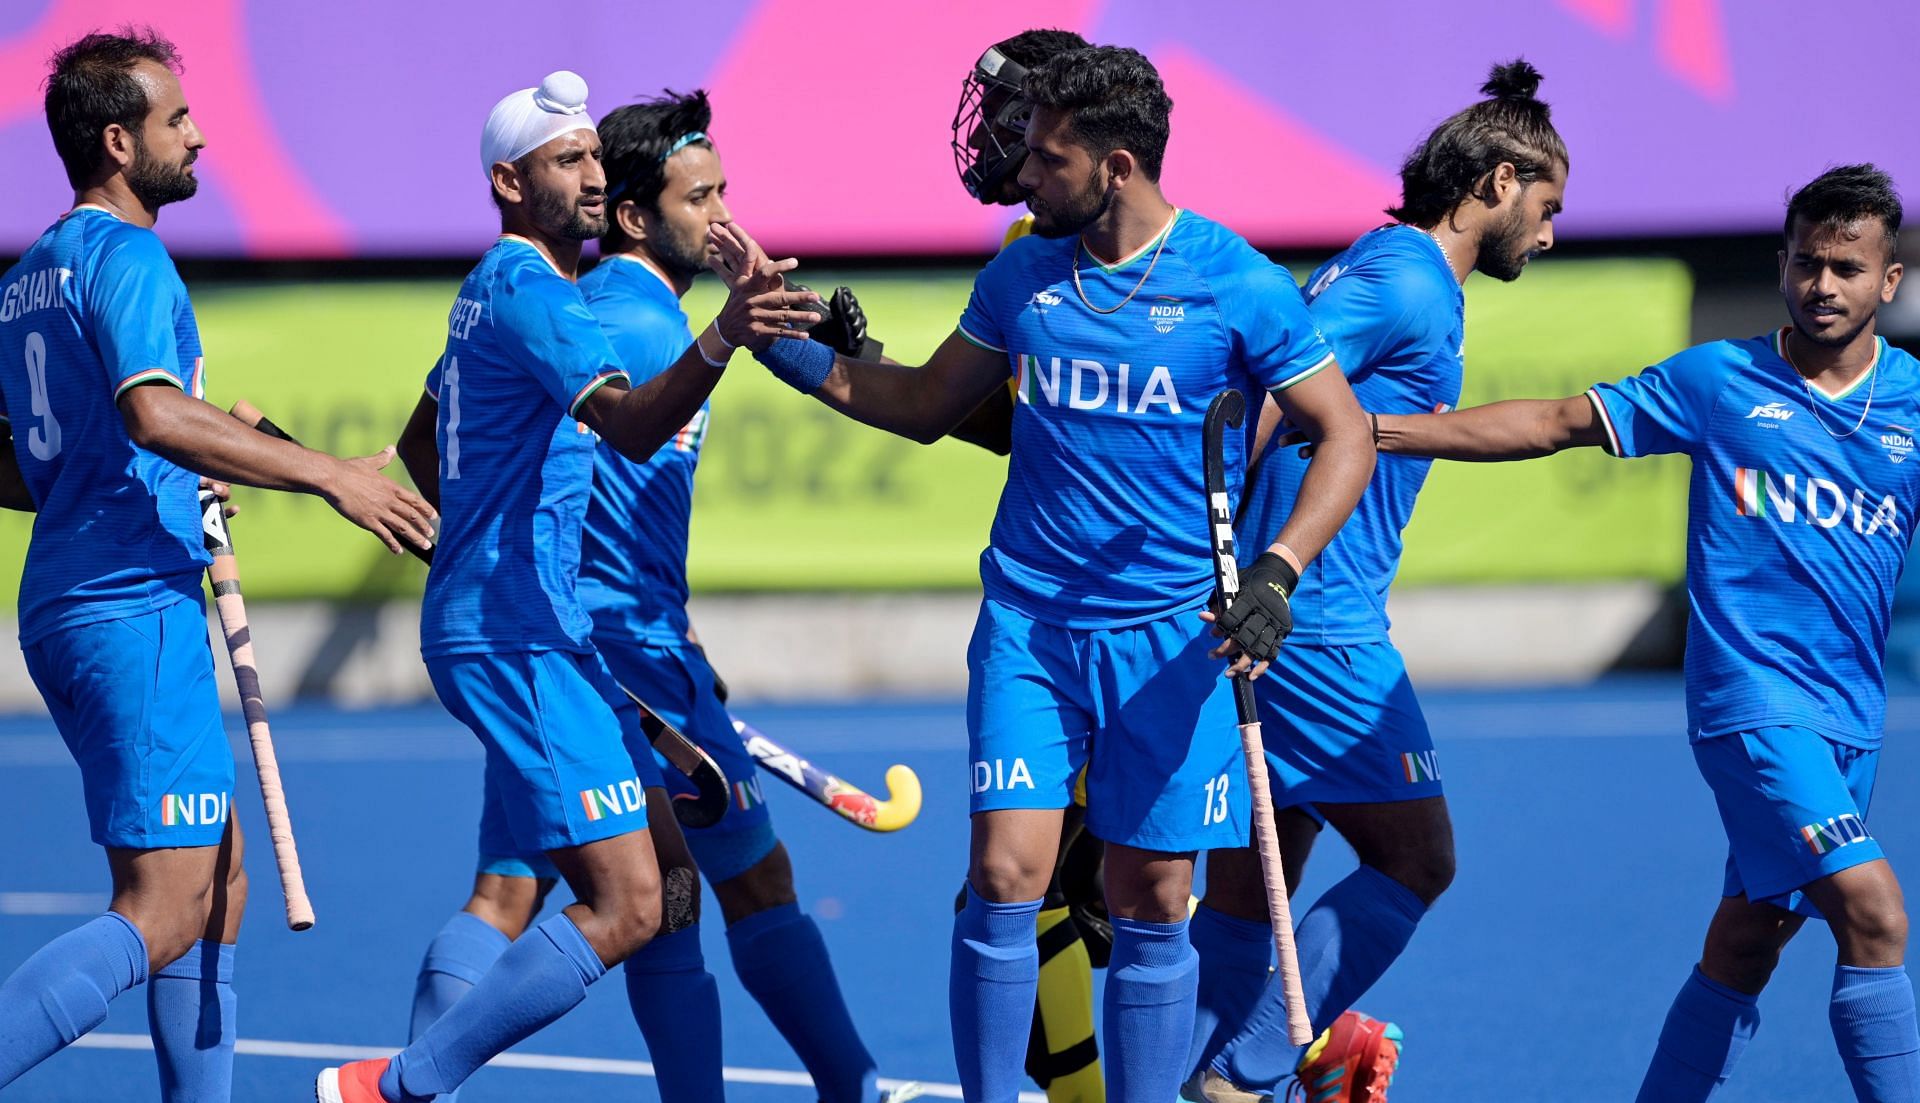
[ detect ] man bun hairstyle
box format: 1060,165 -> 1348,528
599,88 -> 714,220
44,27 -> 181,189
1785,164 -> 1903,261
1387,58 -> 1568,226
1023,45 -> 1173,182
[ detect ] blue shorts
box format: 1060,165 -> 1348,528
23,598 -> 233,849
966,598 -> 1248,852
596,633 -> 776,883
1694,726 -> 1883,919
428,648 -> 664,866
1259,642 -> 1441,809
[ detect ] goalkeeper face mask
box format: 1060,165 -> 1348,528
952,46 -> 1035,206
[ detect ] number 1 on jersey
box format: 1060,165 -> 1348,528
443,355 -> 462,480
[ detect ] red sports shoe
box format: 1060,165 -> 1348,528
315,1057 -> 393,1103
1289,1011 -> 1403,1103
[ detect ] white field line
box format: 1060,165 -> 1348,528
71,1032 -> 1047,1101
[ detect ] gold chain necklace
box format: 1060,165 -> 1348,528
1072,210 -> 1178,315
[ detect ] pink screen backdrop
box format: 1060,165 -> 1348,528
2,0 -> 1915,257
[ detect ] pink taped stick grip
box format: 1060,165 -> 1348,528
1240,719 -> 1309,1044
208,568 -> 314,931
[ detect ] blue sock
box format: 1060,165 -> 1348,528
0,911 -> 148,1088
384,913 -> 605,1103
1830,964 -> 1920,1103
1105,915 -> 1199,1103
410,912 -> 511,1042
624,926 -> 723,1103
1634,967 -> 1761,1103
728,902 -> 876,1103
1217,865 -> 1426,1090
950,887 -> 1041,1103
148,939 -> 236,1103
1187,904 -> 1273,1083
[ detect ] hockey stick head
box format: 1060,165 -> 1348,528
623,688 -> 731,829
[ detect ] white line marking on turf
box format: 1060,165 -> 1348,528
0,891 -> 105,915
72,1033 -> 1045,1101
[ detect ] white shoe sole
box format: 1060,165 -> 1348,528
315,1067 -> 344,1103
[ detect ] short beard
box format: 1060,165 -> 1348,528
1793,306 -> 1873,349
125,141 -> 197,210
1027,168 -> 1111,239
646,214 -> 709,282
528,182 -> 606,241
1474,200 -> 1532,282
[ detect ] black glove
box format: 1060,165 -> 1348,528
1217,552 -> 1298,664
787,282 -> 884,360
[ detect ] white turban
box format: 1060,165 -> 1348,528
480,71 -> 594,180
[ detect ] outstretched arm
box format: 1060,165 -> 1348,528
1375,394 -> 1608,460
119,384 -> 436,554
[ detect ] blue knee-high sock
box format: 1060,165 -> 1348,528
728,902 -> 876,1103
1830,964 -> 1920,1103
410,912 -> 511,1042
1216,865 -> 1426,1090
1633,967 -> 1761,1103
951,887 -> 1042,1103
148,939 -> 236,1103
1106,915 -> 1199,1103
0,911 -> 148,1088
1187,904 -> 1274,1083
383,913 -> 606,1103
624,926 -> 723,1103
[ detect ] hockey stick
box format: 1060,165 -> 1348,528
226,399 -> 731,829
198,488 -> 315,931
619,688 -> 731,829
1203,389 -> 1310,1045
732,715 -> 922,832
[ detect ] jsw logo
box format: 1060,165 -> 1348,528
1733,466 -> 1900,537
1014,353 -> 1182,415
1028,290 -> 1063,307
1746,402 -> 1793,421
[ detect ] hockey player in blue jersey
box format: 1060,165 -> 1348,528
1369,165 -> 1915,1102
392,88 -> 912,1103
716,45 -> 1376,1102
1188,61 -> 1568,1103
316,71 -> 821,1103
0,30 -> 436,1099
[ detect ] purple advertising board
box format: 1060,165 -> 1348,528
2,0 -> 1915,257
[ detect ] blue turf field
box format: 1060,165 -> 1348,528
2,677 -> 1915,1101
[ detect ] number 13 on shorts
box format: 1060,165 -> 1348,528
1203,770 -> 1231,825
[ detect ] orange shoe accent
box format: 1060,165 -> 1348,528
315,1057 -> 393,1103
1291,1011 -> 1403,1103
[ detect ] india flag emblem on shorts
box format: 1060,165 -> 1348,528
579,778 -> 645,823
1401,751 -> 1440,785
733,778 -> 764,812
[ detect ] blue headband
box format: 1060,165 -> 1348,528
662,131 -> 707,161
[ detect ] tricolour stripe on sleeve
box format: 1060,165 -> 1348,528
1584,387 -> 1624,457
113,368 -> 185,400
956,323 -> 1005,354
1267,350 -> 1337,394
568,369 -> 629,419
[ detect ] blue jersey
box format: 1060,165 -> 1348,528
1240,224 -> 1463,644
576,255 -> 706,646
958,209 -> 1336,628
1589,329 -> 1920,748
419,237 -> 628,658
0,208 -> 208,644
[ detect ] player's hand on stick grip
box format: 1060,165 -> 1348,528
199,477 -> 238,519
1208,551 -> 1296,676
316,447 -> 438,556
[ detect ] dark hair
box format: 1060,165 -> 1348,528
1023,46 -> 1172,182
992,28 -> 1090,70
1785,164 -> 1903,260
44,28 -> 181,189
1387,59 -> 1567,226
599,89 -> 713,228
